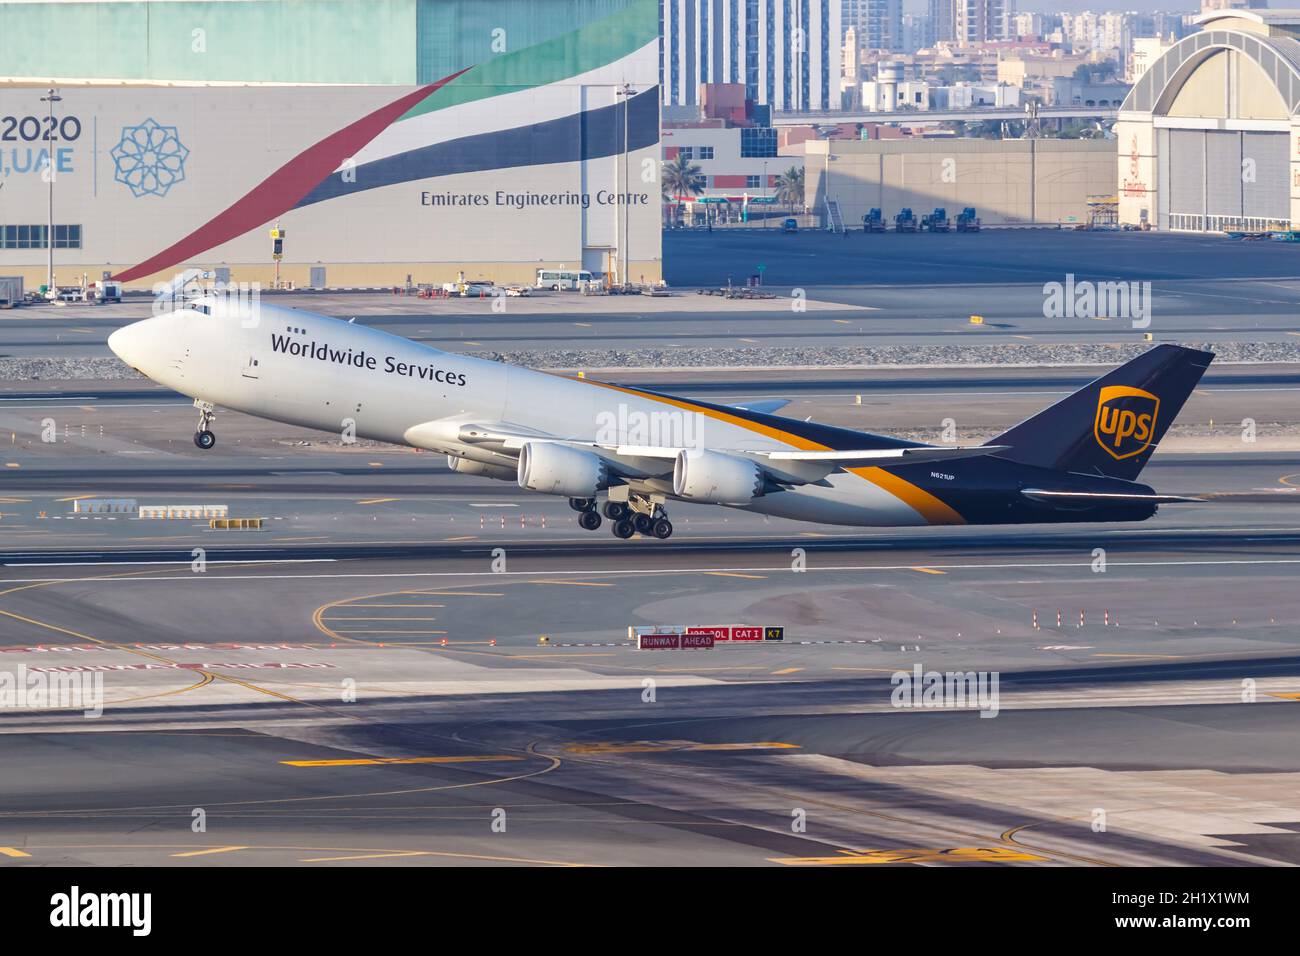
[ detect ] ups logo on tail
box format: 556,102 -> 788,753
1095,385 -> 1160,460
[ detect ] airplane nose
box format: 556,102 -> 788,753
108,320 -> 151,370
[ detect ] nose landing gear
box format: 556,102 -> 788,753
193,400 -> 216,450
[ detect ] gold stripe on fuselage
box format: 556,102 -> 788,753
578,378 -> 966,526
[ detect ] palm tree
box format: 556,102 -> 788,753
661,153 -> 704,227
662,153 -> 704,200
773,165 -> 805,214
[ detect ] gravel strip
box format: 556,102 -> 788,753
6,341 -> 1299,381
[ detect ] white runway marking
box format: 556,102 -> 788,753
2,556 -> 1298,582
2,559 -> 337,568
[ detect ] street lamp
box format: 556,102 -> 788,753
615,82 -> 635,289
40,88 -> 62,297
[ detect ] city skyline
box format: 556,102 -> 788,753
904,0 -> 1198,13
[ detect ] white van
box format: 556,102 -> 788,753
536,268 -> 593,291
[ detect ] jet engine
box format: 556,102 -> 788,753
673,449 -> 765,504
517,442 -> 609,497
447,456 -> 517,482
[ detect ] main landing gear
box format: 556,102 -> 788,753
571,494 -> 673,540
193,399 -> 216,450
568,498 -> 604,530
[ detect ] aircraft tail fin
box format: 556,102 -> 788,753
991,344 -> 1214,481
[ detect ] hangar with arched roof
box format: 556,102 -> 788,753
1117,10 -> 1300,232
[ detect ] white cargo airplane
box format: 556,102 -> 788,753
108,294 -> 1210,540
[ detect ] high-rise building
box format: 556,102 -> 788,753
930,0 -> 956,43
841,24 -> 861,106
955,0 -> 1013,45
662,0 -> 842,112
901,12 -> 932,51
843,0 -> 903,52
1010,11 -> 1049,40
1128,35 -> 1175,83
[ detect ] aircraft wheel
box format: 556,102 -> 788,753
569,497 -> 594,512
603,501 -> 629,520
651,518 -> 673,540
633,513 -> 653,534
194,430 -> 216,450
578,510 -> 602,531
611,518 -> 636,539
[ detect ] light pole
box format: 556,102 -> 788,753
615,82 -> 635,289
40,88 -> 62,296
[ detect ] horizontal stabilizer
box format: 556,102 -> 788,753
730,398 -> 792,415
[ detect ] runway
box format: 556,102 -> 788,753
3,231 -> 1299,867
1,641 -> 1297,866
3,418 -> 1300,865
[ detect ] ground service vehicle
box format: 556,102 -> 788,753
536,269 -> 594,290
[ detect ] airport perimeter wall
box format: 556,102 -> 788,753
804,139 -> 1118,227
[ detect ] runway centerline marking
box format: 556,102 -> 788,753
2,842 -> 588,866
563,741 -> 799,755
344,603 -> 446,608
527,579 -> 615,587
2,559 -> 336,568
301,851 -> 432,862
321,616 -> 440,621
282,756 -> 523,767
1093,653 -> 1184,659
769,847 -> 1049,865
172,846 -> 249,858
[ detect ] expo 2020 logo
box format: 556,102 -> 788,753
110,118 -> 190,198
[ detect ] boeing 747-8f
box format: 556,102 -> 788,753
108,296 -> 1211,540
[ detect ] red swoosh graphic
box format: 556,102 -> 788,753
114,68 -> 469,284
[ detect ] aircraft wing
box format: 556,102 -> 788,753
409,419 -> 1010,485
544,442 -> 1007,467
763,445 -> 1009,466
